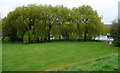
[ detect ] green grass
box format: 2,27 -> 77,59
57,53 -> 118,71
2,41 -> 118,71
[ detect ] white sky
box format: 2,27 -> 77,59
0,0 -> 119,24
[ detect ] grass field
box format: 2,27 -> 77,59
2,41 -> 118,71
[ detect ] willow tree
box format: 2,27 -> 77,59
77,5 -> 103,40
72,7 -> 84,39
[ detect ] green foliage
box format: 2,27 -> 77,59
2,17 -> 17,41
2,4 -> 105,43
3,36 -> 10,41
23,31 -> 29,44
110,20 -> 120,47
16,15 -> 25,37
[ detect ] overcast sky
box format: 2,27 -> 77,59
0,0 -> 119,24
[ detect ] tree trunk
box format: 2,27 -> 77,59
78,34 -> 80,40
89,35 -> 91,40
66,34 -> 69,40
74,35 -> 75,40
48,30 -> 50,42
84,33 -> 87,41
84,26 -> 87,41
59,35 -> 61,40
48,26 -> 51,42
37,37 -> 39,43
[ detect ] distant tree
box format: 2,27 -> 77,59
110,19 -> 120,47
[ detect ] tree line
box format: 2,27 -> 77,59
2,4 -> 108,43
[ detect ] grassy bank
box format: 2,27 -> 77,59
56,53 -> 118,71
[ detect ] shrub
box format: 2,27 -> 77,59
3,36 -> 10,41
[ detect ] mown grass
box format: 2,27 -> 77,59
2,41 -> 118,71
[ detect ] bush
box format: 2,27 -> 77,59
3,36 -> 10,41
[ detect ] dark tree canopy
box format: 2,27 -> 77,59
110,19 -> 120,47
2,4 -> 107,43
